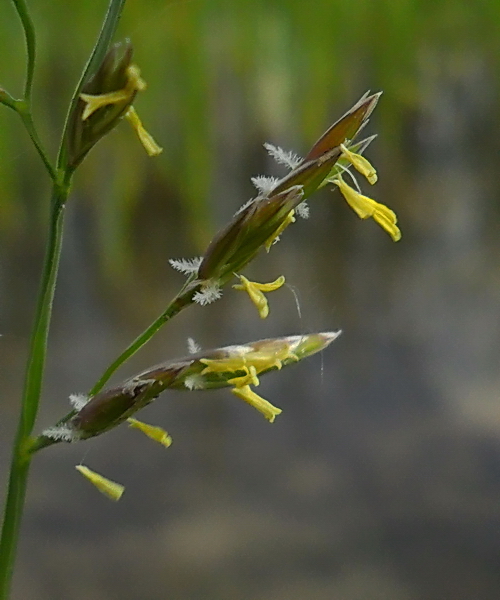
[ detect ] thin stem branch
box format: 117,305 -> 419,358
0,98 -> 57,179
6,1 -> 55,179
24,282 -> 199,456
10,0 -> 36,101
16,102 -> 56,180
89,282 -> 199,396
0,90 -> 18,111
0,181 -> 70,600
25,279 -> 199,456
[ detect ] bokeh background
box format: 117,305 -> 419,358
2,0 -> 500,598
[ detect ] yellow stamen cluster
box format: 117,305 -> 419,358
80,65 -> 146,120
75,465 -> 125,501
200,345 -> 298,422
265,210 -> 296,251
331,143 -> 401,242
233,275 -> 285,319
127,418 -> 172,447
80,64 -> 161,157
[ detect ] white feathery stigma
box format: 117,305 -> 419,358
184,373 -> 206,390
264,143 -> 302,170
250,175 -> 279,196
69,393 -> 90,411
295,201 -> 310,219
187,337 -> 201,354
42,424 -> 79,442
169,257 -> 202,275
193,280 -> 223,306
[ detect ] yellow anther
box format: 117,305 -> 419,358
242,347 -> 296,372
249,354 -> 283,371
233,275 -> 285,319
125,107 -> 163,156
231,385 -> 282,423
334,175 -> 401,242
265,210 -> 296,251
340,143 -> 378,184
75,465 -> 125,501
200,356 -> 247,375
125,65 -> 146,92
200,344 -> 298,379
80,64 -> 146,121
80,90 -> 130,120
127,418 -> 172,448
227,365 -> 260,388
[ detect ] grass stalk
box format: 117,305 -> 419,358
10,0 -> 36,101
0,0 -> 128,596
0,180 -> 70,600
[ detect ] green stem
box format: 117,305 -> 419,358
0,179 -> 70,600
16,102 -> 56,180
0,1 -> 128,596
89,282 -> 199,396
0,90 -> 18,111
0,96 -> 57,179
5,0 -> 55,179
11,0 -> 36,102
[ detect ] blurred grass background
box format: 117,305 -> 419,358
2,0 -> 500,599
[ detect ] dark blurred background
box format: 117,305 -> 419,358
2,0 -> 500,598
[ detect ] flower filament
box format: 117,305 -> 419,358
264,210 -> 296,251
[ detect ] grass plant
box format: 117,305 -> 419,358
0,1 -> 400,597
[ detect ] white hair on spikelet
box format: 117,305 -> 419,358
169,257 -> 202,275
295,201 -> 310,219
193,280 -> 222,306
69,393 -> 90,410
250,175 -> 279,196
42,424 -> 79,442
184,374 -> 206,390
187,337 -> 201,354
264,143 -> 302,170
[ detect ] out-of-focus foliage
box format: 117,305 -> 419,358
1,0 -> 499,278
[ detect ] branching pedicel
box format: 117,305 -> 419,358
35,85 -> 400,496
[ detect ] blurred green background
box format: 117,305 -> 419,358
2,0 -> 500,598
